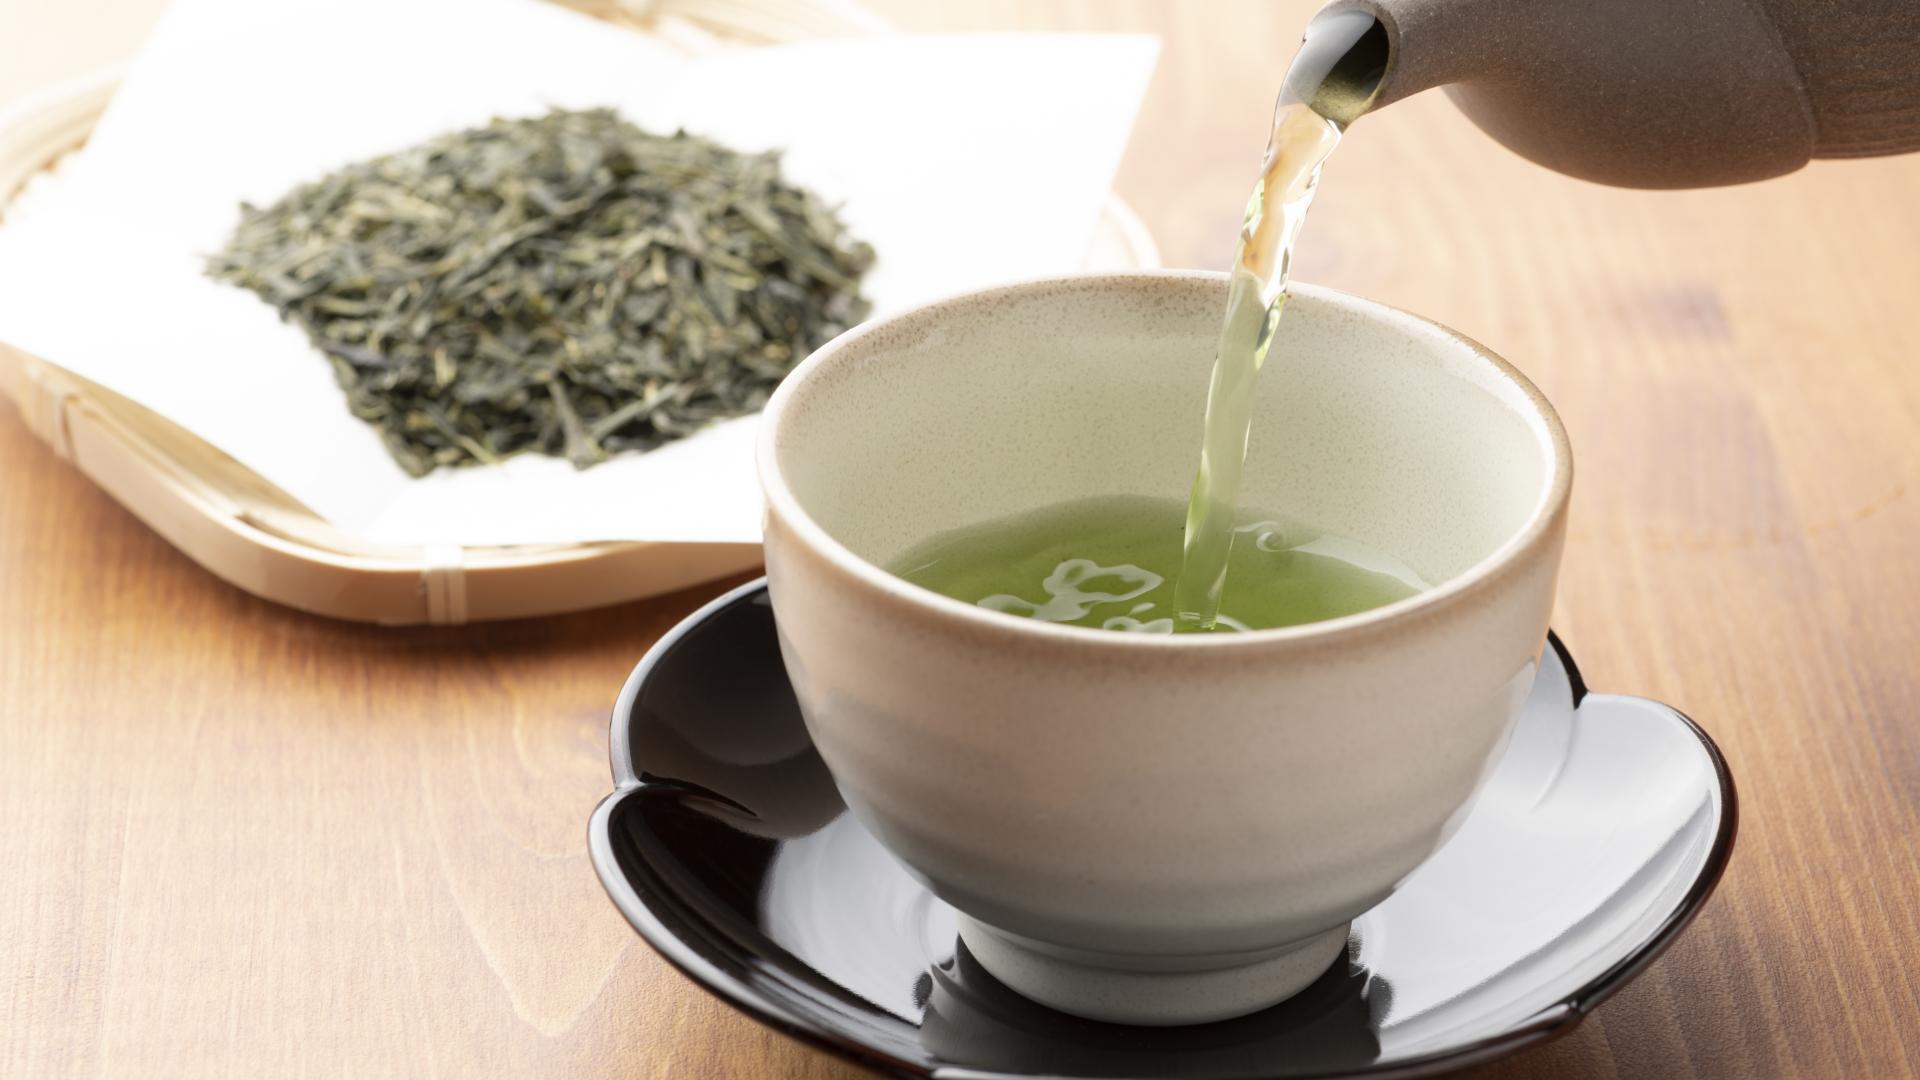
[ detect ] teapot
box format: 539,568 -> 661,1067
1293,0 -> 1920,187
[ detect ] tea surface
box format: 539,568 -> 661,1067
890,496 -> 1425,634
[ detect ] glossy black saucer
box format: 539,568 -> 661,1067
589,580 -> 1736,1079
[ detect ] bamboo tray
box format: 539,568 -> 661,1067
0,68 -> 1159,625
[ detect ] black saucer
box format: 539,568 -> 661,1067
589,580 -> 1736,1079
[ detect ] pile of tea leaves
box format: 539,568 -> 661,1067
208,108 -> 874,476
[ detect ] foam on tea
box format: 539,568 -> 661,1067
889,496 -> 1424,635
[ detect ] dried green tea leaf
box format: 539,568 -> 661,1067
208,108 -> 873,476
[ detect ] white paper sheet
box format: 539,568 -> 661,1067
0,0 -> 1157,544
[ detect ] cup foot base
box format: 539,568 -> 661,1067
956,916 -> 1352,1027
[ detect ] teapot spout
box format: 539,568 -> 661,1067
1308,0 -> 1502,115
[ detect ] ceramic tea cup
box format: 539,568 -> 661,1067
756,272 -> 1571,1026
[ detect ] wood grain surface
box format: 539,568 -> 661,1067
4,1 -> 1920,1076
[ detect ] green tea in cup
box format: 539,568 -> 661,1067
889,495 -> 1424,634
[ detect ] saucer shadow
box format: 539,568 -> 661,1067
921,937 -> 1388,1077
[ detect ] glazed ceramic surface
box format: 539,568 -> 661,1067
752,273 -> 1572,1023
1330,0 -> 1920,188
586,582 -> 1736,1078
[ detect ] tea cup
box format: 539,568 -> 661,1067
757,271 -> 1571,1025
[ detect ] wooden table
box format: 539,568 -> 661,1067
5,1 -> 1919,1075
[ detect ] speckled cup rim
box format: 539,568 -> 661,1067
758,270 -> 1572,652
